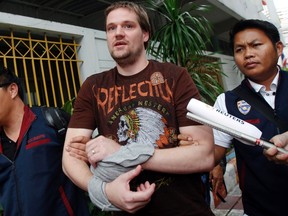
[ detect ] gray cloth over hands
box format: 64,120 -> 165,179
88,141 -> 155,211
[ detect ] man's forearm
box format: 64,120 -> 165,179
62,153 -> 93,191
142,125 -> 214,173
142,143 -> 214,174
62,128 -> 94,191
214,145 -> 227,166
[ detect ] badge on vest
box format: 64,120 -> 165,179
237,100 -> 251,115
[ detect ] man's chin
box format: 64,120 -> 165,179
113,56 -> 135,66
111,51 -> 129,59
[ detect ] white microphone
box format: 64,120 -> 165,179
186,98 -> 288,154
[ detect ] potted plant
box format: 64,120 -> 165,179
145,0 -> 224,103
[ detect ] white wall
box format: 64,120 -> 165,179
77,30 -> 115,81
94,32 -> 115,72
213,53 -> 243,91
210,0 -> 267,20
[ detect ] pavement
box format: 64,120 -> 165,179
212,184 -> 243,216
211,154 -> 244,216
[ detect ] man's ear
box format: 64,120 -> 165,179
8,83 -> 19,99
276,41 -> 284,57
143,30 -> 149,43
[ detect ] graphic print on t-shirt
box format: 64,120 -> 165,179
91,69 -> 181,148
117,107 -> 176,148
94,71 -> 173,116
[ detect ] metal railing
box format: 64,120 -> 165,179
0,30 -> 82,107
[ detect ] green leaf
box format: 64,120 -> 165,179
146,0 -> 225,104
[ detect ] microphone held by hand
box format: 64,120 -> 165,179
186,99 -> 288,154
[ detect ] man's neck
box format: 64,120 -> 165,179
248,67 -> 279,91
117,56 -> 149,76
3,102 -> 25,141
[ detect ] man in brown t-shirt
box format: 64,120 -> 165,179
62,1 -> 215,216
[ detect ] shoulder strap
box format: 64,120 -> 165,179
42,107 -> 70,136
233,85 -> 288,132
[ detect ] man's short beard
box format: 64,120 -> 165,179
112,52 -> 138,67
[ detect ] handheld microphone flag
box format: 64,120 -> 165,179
186,98 -> 288,154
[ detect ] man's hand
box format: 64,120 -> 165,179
177,134 -> 195,146
210,164 -> 224,193
86,135 -> 121,167
66,136 -> 90,163
264,132 -> 288,164
105,165 -> 155,213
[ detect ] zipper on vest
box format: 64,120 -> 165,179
12,163 -> 23,215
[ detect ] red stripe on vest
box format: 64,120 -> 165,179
59,186 -> 74,216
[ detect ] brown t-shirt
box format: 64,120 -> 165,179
70,60 -> 213,216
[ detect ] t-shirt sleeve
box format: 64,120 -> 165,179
213,93 -> 232,148
69,77 -> 97,130
174,67 -> 201,127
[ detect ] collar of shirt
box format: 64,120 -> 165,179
248,71 -> 279,94
247,71 -> 279,109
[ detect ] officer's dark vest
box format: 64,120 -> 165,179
224,70 -> 288,216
